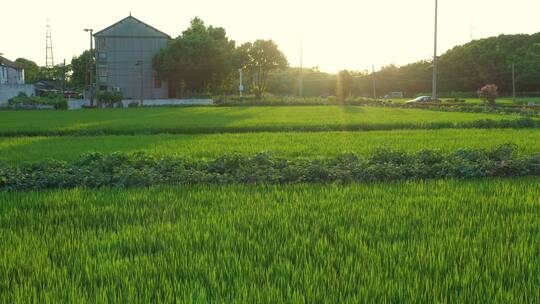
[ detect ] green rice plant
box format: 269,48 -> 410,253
2,129 -> 540,165
0,179 -> 539,302
0,106 -> 533,137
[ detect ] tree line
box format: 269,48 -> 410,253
14,23 -> 540,98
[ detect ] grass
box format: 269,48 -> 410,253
0,106 -> 526,136
1,178 -> 539,302
2,128 -> 540,164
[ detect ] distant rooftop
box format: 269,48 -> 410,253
94,15 -> 171,38
0,55 -> 21,69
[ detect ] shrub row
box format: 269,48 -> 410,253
7,92 -> 67,110
95,91 -> 123,108
1,145 -> 539,191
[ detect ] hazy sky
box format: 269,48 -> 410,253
2,0 -> 539,72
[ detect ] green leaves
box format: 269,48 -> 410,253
2,146 -> 540,191
153,18 -> 236,97
7,92 -> 67,110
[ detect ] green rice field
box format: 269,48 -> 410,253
1,128 -> 540,164
1,179 -> 539,302
0,106 -> 525,136
2,104 -> 540,302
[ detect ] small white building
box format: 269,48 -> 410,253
0,55 -> 34,102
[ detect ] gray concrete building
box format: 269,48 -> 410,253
94,15 -> 170,100
0,55 -> 34,102
0,56 -> 25,85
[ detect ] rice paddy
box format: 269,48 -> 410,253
1,179 -> 539,302
1,104 -> 539,302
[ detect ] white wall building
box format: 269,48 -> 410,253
0,55 -> 34,102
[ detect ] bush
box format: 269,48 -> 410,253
478,84 -> 498,107
96,91 -> 123,108
8,92 -> 67,110
1,145 -> 540,191
128,101 -> 140,108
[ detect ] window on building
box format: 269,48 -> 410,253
0,67 -> 5,83
98,52 -> 107,60
154,75 -> 162,89
1,67 -> 7,84
98,69 -> 107,77
98,76 -> 107,83
98,38 -> 107,50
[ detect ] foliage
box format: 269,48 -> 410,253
2,145 -> 540,191
13,58 -> 70,84
7,92 -> 67,110
14,58 -> 41,83
95,91 -> 123,108
0,106 -> 532,137
235,40 -> 288,97
478,84 -> 499,107
336,70 -> 355,101
265,67 -> 335,97
70,50 -> 95,89
316,33 -> 540,98
153,17 -> 236,97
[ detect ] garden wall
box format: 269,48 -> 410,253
0,84 -> 35,102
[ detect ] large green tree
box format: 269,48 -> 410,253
70,50 -> 94,89
236,40 -> 288,97
15,58 -> 41,83
154,17 -> 236,97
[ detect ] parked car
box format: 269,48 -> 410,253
406,96 -> 432,103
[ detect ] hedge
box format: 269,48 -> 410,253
1,144 -> 539,191
7,92 -> 67,110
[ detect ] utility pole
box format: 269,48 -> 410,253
238,68 -> 244,99
62,59 -> 66,93
512,64 -> 516,102
372,65 -> 377,100
432,0 -> 438,101
84,29 -> 94,106
299,39 -> 304,97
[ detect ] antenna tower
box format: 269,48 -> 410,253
45,19 -> 55,69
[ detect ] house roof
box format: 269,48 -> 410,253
35,79 -> 62,90
0,55 -> 22,69
94,15 -> 171,38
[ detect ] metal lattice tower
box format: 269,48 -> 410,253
45,19 -> 54,69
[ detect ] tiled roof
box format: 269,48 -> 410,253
0,55 -> 21,69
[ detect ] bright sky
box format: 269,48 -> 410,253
2,0 -> 539,73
